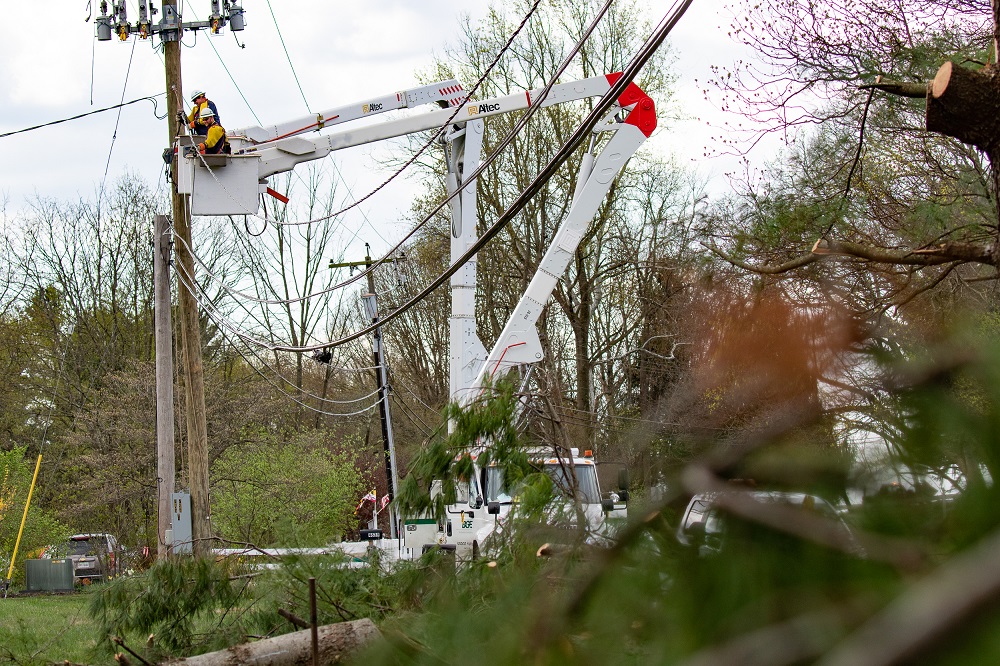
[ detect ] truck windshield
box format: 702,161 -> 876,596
486,467 -> 512,503
543,463 -> 601,504
486,461 -> 601,504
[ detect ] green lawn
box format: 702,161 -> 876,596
0,590 -> 104,665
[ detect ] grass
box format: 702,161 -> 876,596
0,589 -> 104,665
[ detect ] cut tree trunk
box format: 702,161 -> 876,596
926,61 -> 1000,159
926,60 -> 1000,264
161,618 -> 379,666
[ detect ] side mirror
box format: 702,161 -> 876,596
488,501 -> 501,515
601,498 -> 615,513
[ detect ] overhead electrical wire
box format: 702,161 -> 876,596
177,0 -> 694,411
97,36 -> 140,221
256,2 -> 390,255
391,380 -> 442,421
265,0 -> 312,112
0,94 -> 167,139
185,268 -> 379,417
390,392 -> 436,440
173,260 -> 382,415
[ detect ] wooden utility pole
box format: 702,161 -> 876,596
153,214 -> 176,559
163,0 -> 211,556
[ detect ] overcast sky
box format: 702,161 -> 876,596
0,1 -> 753,251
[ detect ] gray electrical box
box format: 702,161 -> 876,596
25,558 -> 74,591
171,491 -> 193,554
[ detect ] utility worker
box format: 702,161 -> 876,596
187,90 -> 220,136
197,108 -> 230,155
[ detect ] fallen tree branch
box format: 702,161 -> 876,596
161,619 -> 379,666
277,608 -> 310,630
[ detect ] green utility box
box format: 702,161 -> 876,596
25,558 -> 75,592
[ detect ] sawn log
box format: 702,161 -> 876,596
161,618 -> 379,666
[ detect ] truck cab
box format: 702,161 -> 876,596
403,447 -> 628,559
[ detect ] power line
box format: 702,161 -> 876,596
174,260 -> 381,416
97,36 -> 140,223
0,94 -> 166,139
178,0 -> 684,366
265,0 -> 311,113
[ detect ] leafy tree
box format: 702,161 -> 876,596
211,430 -> 364,546
0,446 -> 67,583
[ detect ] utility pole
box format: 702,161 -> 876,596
329,247 -> 403,539
93,0 -> 246,557
164,3 -> 212,558
153,214 -> 175,559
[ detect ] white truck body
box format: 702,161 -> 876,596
403,447 -> 628,559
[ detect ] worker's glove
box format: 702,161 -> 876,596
189,120 -> 197,129
198,144 -> 206,155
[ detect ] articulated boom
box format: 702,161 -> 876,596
456,74 -> 655,405
229,79 -> 466,147
175,71 -> 654,559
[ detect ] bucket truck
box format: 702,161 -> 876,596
178,71 -> 651,559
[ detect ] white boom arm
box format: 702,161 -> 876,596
460,110 -> 651,405
243,74 -> 635,180
181,74 -> 652,218
228,79 -> 467,147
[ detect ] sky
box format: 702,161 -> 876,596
0,1 -> 755,254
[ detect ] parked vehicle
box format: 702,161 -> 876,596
677,490 -> 857,556
45,533 -> 121,583
403,447 -> 628,559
